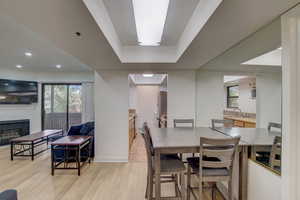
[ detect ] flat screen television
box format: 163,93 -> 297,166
0,79 -> 38,104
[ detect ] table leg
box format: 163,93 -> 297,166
31,141 -> 34,161
51,145 -> 54,176
239,146 -> 248,200
154,149 -> 161,200
10,142 -> 14,161
77,145 -> 81,176
88,140 -> 92,164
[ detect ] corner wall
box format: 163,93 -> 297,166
94,70 -> 196,161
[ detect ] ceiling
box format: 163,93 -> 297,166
0,14 -> 92,72
0,0 -> 298,70
102,0 -> 199,46
129,74 -> 167,85
242,48 -> 282,66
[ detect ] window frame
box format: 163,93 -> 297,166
227,85 -> 239,108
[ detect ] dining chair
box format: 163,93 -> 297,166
267,122 -> 282,131
186,136 -> 240,200
142,124 -> 186,200
269,136 -> 281,170
173,119 -> 195,128
211,119 -> 234,129
173,119 -> 195,161
251,122 -> 282,162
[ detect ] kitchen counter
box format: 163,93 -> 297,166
224,115 -> 256,127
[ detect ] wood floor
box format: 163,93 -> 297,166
0,143 -> 223,200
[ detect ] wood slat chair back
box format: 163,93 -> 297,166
199,137 -> 240,175
142,124 -> 154,171
187,136 -> 240,200
173,119 -> 195,128
211,119 -> 234,129
270,136 -> 282,169
267,122 -> 282,131
142,123 -> 185,200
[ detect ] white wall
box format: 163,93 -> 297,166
256,73 -> 282,128
168,71 -> 196,127
248,160 -> 281,200
196,70 -> 224,126
224,77 -> 256,113
0,68 -> 94,133
239,78 -> 256,113
135,85 -> 160,128
94,70 -> 129,162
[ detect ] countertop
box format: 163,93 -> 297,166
224,116 -> 256,124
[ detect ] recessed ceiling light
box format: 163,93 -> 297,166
25,52 -> 32,57
56,65 -> 62,69
132,0 -> 169,46
16,65 -> 23,69
143,74 -> 154,77
278,47 -> 282,50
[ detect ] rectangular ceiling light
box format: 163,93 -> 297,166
132,0 -> 170,46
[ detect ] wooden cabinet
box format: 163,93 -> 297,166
234,120 -> 244,127
225,117 -> 256,128
129,109 -> 136,150
244,122 -> 256,128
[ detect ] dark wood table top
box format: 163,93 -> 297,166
11,129 -> 63,142
51,136 -> 92,146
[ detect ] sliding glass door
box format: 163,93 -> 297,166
42,83 -> 82,132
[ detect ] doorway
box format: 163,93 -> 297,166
41,83 -> 82,133
128,73 -> 168,162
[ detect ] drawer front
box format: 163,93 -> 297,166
234,120 -> 244,127
245,122 -> 256,128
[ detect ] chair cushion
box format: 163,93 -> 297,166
187,157 -> 229,176
80,122 -> 95,135
159,158 -> 186,173
68,124 -> 83,136
160,154 -> 180,160
0,190 -> 17,200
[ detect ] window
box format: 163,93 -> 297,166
227,85 -> 239,108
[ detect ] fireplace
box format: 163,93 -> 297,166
0,120 -> 30,146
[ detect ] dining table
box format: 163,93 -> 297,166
150,127 -> 280,200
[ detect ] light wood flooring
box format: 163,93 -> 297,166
0,143 -> 223,200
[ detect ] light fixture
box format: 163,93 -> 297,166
278,47 -> 282,50
25,52 -> 32,57
56,64 -> 62,69
143,74 -> 154,77
132,0 -> 170,46
16,65 -> 23,69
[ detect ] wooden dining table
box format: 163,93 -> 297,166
150,127 -> 280,200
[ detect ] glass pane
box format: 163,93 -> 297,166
69,85 -> 82,127
229,86 -> 239,97
44,85 -> 52,114
228,98 -> 239,108
43,85 -> 68,132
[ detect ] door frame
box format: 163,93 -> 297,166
41,83 -> 82,131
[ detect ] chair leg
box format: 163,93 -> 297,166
148,171 -> 153,200
174,174 -> 179,197
180,171 -> 186,200
187,165 -> 191,200
212,183 -> 216,200
145,173 -> 149,199
199,177 -> 203,200
228,180 -> 232,200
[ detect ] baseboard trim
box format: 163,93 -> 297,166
94,156 -> 128,163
